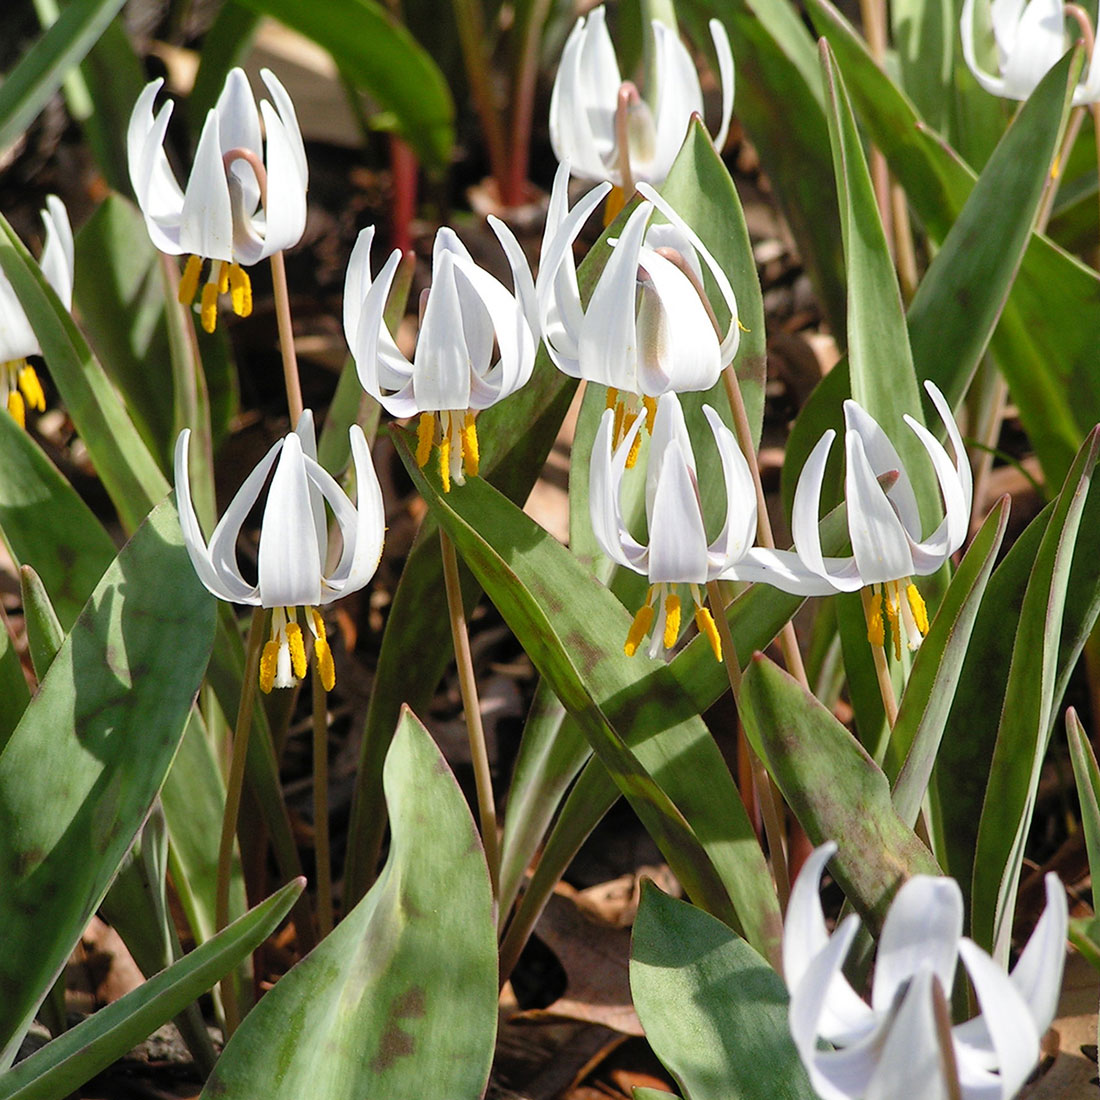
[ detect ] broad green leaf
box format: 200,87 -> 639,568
740,653 -> 941,932
972,429 -> 1100,960
187,1 -> 261,128
892,0 -> 953,135
200,709 -> 496,1100
0,878 -> 303,1100
0,500 -> 217,1067
18,565 -> 63,681
0,624 -> 27,754
232,0 -> 453,171
631,885 -> 815,1100
1067,709 -> 1100,906
0,213 -> 168,533
401,435 -> 783,963
0,0 -> 127,154
889,499 -> 1009,824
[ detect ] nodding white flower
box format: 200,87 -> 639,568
960,0 -> 1100,104
128,67 -> 307,333
785,843 -> 1067,1100
1,196 -> 73,428
589,392 -> 756,659
174,411 -> 383,693
549,4 -> 734,191
344,219 -> 537,492
776,381 -> 973,655
538,164 -> 739,466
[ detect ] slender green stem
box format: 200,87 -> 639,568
270,250 -> 303,425
439,530 -> 500,895
312,666 -> 334,937
215,607 -> 266,1037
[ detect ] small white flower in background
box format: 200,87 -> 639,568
175,411 -> 384,693
960,0 -> 1100,104
344,219 -> 537,492
785,842 -> 1067,1100
128,67 -> 308,333
773,381 -> 972,655
538,163 -> 739,466
549,4 -> 734,191
1,195 -> 73,428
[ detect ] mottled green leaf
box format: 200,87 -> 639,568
18,565 -> 63,681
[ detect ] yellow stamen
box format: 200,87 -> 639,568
867,590 -> 885,648
624,603 -> 655,657
737,318 -> 751,333
884,583 -> 902,661
606,386 -> 619,411
217,260 -> 230,295
7,389 -> 25,429
200,282 -> 219,334
462,411 -> 480,478
663,593 -> 682,650
643,395 -> 657,434
906,583 -> 929,636
18,364 -> 44,412
439,434 -> 451,493
259,640 -> 280,694
695,606 -> 722,662
178,255 -> 202,306
416,412 -> 436,468
625,424 -> 643,469
315,633 -> 336,691
603,185 -> 627,226
612,396 -> 626,450
228,263 -> 252,317
286,620 -> 307,680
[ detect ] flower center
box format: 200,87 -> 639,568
866,579 -> 929,658
415,409 -> 480,492
3,359 -> 44,428
606,387 -> 657,469
178,256 -> 252,334
624,583 -> 722,660
259,606 -> 335,693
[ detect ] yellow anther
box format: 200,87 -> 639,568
7,389 -> 25,429
416,412 -> 436,468
178,255 -> 203,306
462,411 -> 480,478
310,607 -> 327,642
18,364 -> 44,412
286,620 -> 307,680
606,386 -> 619,411
200,282 -> 219,334
737,318 -> 750,333
612,396 -> 626,450
695,606 -> 723,662
439,434 -> 451,493
1051,154 -> 1062,180
315,633 -> 336,691
867,590 -> 885,648
663,593 -> 682,650
259,640 -> 280,694
643,396 -> 657,434
884,584 -> 902,661
228,263 -> 252,317
217,260 -> 230,295
625,422 -> 643,469
906,583 -> 929,636
624,603 -> 655,657
603,185 -> 626,226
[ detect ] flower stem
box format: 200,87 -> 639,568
270,249 -> 303,425
439,530 -> 500,895
707,580 -> 790,913
215,606 -> 266,1037
860,588 -> 899,743
312,664 -> 334,937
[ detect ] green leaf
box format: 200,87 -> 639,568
231,0 -> 454,171
0,213 -> 168,533
187,2 -> 261,128
0,0 -> 127,154
0,878 -> 303,1100
1067,708 -> 1100,911
740,653 -> 941,932
18,565 -> 64,681
0,625 -> 27,755
200,709 -> 496,1100
891,0 -> 953,136
0,499 -> 217,1067
972,428 -> 1100,960
631,884 -> 815,1100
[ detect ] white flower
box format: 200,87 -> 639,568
1,195 -> 73,427
549,5 -> 734,190
785,842 -> 1067,1100
343,219 -> 537,491
128,67 -> 308,332
174,410 -> 383,692
589,392 -> 758,659
960,0 -> 1100,104
537,164 -> 739,462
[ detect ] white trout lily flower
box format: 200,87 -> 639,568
589,392 -> 759,659
344,219 -> 537,492
961,0 -> 1100,104
175,411 -> 384,693
782,381 -> 972,655
1,195 -> 73,427
538,164 -> 739,465
128,67 -> 308,333
549,4 -> 734,192
785,843 -> 1067,1100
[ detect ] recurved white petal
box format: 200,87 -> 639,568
1006,873 -> 1067,1033
39,196 -> 74,309
323,425 -> 385,598
179,109 -> 234,262
589,408 -> 649,572
649,20 -> 704,182
710,19 -> 735,154
703,404 -> 757,570
646,436 -> 710,584
216,68 -> 263,214
414,248 -> 473,412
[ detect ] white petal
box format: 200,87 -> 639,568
1000,0 -> 1064,98
179,109 -> 234,261
294,409 -> 326,558
647,438 -> 711,583
257,432 -> 323,607
589,408 -> 649,572
901,415 -> 969,573
261,68 -> 308,187
215,68 -> 263,214
961,0 -> 1011,97
871,876 -> 962,1014
134,98 -> 188,255
322,425 -> 385,599
649,20 -> 704,184
703,404 -> 757,571
1007,873 -> 1067,1034
488,213 -> 538,338
39,196 -> 74,309
252,99 -> 308,258
343,224 -> 375,351
724,546 -> 842,595
843,400 -> 921,535
414,247 -> 473,411
709,19 -> 735,153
